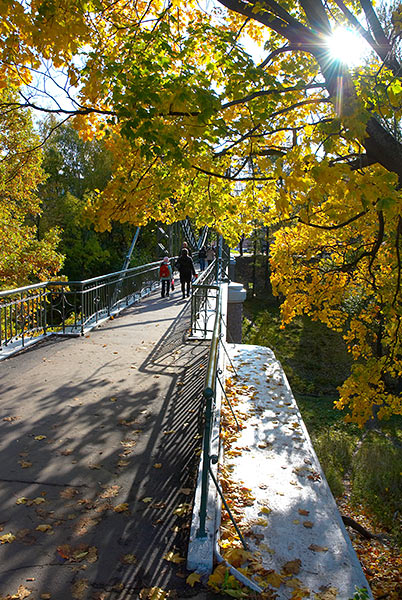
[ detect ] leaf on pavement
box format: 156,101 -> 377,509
71,578 -> 89,600
186,572 -> 201,587
34,435 -> 47,441
36,524 -> 52,532
60,487 -> 79,499
16,497 -> 28,504
0,533 -> 16,544
18,460 -> 32,468
120,553 -> 137,564
139,587 -> 170,599
99,485 -> 120,498
142,497 -> 152,503
153,463 -> 162,469
298,509 -> 310,516
173,503 -> 191,516
12,584 -> 32,598
163,551 -> 185,564
114,503 -> 129,513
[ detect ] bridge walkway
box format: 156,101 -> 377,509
0,289 -> 211,599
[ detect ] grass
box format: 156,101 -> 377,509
243,296 -> 402,546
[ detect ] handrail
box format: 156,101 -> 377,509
0,259 -> 174,353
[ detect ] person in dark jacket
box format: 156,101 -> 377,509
176,248 -> 196,299
198,246 -> 207,271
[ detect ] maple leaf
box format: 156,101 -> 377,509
186,572 -> 201,587
163,551 -> 185,564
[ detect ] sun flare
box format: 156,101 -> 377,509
327,27 -> 369,66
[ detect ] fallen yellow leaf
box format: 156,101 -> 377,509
16,497 -> 28,505
121,553 -> 137,564
163,551 -> 185,564
186,572 -> 201,587
114,503 -> 129,513
142,497 -> 152,503
36,524 -> 52,532
0,533 -> 16,544
34,435 -> 47,441
264,571 -> 283,588
153,463 -> 162,469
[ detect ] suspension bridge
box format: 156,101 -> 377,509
0,224 -> 372,600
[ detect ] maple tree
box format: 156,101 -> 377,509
1,0 -> 402,423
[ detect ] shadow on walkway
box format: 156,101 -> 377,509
0,291 -> 210,599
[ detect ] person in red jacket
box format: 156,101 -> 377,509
175,248 -> 196,299
159,256 -> 173,298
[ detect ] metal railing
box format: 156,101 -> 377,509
0,259 -> 175,351
191,260 -> 218,337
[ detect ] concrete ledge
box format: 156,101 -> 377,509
222,344 -> 373,599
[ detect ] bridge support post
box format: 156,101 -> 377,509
227,282 -> 247,343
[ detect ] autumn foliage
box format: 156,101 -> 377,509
1,0 -> 402,423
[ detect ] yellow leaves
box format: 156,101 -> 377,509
18,460 -> 32,468
0,532 -> 16,544
7,584 -> 32,599
16,497 -> 45,506
163,551 -> 185,564
34,435 -> 46,441
186,572 -> 201,587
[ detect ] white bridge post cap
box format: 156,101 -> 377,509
227,282 -> 247,303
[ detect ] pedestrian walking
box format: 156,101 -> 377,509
176,248 -> 196,299
198,246 -> 207,271
206,245 -> 215,265
159,256 -> 172,298
180,241 -> 192,257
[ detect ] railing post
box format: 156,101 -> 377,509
197,386 -> 214,538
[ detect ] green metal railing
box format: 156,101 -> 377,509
197,285 -> 223,537
0,259 -> 175,351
